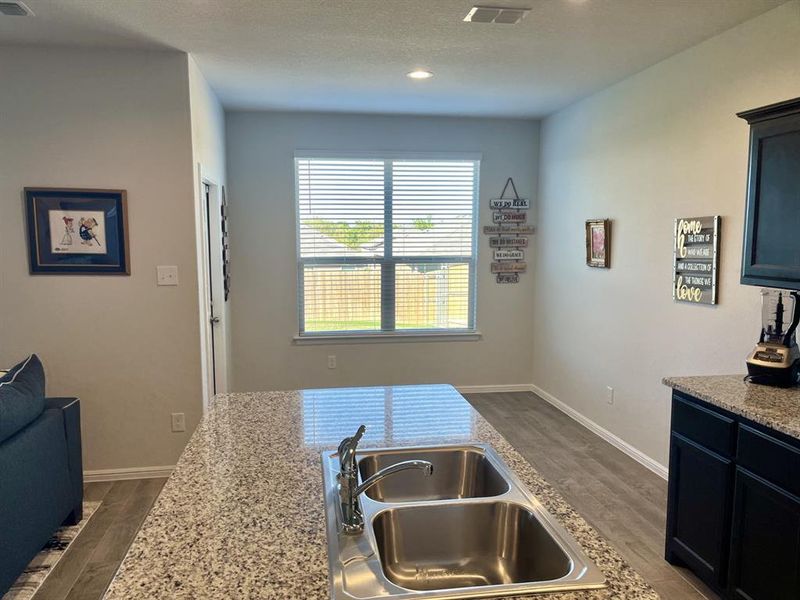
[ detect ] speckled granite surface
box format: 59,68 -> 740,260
104,385 -> 659,599
663,375 -> 800,440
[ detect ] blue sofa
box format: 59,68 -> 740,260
0,356 -> 83,596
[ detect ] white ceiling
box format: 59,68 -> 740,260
1,0 -> 787,117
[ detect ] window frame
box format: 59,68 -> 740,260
294,150 -> 481,340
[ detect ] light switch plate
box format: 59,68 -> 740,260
157,265 -> 179,286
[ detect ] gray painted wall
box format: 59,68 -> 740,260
225,112 -> 539,391
533,1 -> 800,467
0,48 -> 204,471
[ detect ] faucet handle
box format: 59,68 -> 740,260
338,425 -> 366,471
338,424 -> 366,454
352,424 -> 366,445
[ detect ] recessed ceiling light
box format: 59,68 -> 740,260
407,70 -> 434,80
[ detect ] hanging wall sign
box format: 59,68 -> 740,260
483,225 -> 535,235
496,273 -> 520,284
489,236 -> 528,248
494,249 -> 524,261
673,216 -> 720,305
490,197 -> 530,210
491,261 -> 527,274
492,211 -> 527,224
483,177 -> 530,285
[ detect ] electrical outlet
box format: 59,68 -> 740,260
157,265 -> 179,286
327,355 -> 337,369
171,412 -> 186,432
606,386 -> 615,405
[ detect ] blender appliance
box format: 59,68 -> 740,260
746,289 -> 800,387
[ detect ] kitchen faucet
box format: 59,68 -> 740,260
337,425 -> 433,534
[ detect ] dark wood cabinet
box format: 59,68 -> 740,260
666,392 -> 800,599
666,433 -> 733,589
728,468 -> 800,600
737,98 -> 800,289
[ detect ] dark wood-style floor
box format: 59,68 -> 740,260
33,478 -> 167,600
33,391 -> 715,600
465,391 -> 720,600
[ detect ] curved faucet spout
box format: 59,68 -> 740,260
354,460 -> 434,497
336,426 -> 435,534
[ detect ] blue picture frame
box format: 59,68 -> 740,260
25,188 -> 130,275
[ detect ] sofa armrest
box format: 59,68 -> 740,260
45,397 -> 83,520
45,397 -> 79,411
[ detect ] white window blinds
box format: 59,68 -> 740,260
296,155 -> 479,335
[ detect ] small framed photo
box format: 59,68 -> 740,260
25,188 -> 130,275
586,219 -> 611,268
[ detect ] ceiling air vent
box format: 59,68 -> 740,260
463,5 -> 530,24
0,1 -> 33,16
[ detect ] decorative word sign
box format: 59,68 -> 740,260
491,261 -> 527,273
483,225 -> 535,235
492,211 -> 527,224
490,197 -> 530,210
489,236 -> 528,248
494,249 -> 524,261
496,273 -> 519,284
673,216 -> 720,305
484,177 -> 530,285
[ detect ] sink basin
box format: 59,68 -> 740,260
358,447 -> 508,502
373,502 -> 572,590
321,443 -> 606,600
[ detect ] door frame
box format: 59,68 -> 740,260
195,163 -> 228,411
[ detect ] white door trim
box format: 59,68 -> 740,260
195,163 -> 229,411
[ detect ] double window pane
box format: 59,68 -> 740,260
297,156 -> 477,335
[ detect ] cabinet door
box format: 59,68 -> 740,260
728,468 -> 800,600
666,433 -> 734,590
740,114 -> 800,288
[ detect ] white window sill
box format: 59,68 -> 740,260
292,331 -> 482,345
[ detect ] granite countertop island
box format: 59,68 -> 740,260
663,375 -> 800,440
104,385 -> 658,599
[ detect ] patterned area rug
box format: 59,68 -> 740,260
2,501 -> 100,600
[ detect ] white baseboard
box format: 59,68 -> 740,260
530,383 -> 669,480
456,384 -> 537,394
84,465 -> 175,482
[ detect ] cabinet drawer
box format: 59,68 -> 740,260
737,425 -> 800,498
672,394 -> 736,458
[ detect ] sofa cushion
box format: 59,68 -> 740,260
1,355 -> 39,383
0,354 -> 46,444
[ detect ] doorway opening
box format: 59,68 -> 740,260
197,173 -> 228,408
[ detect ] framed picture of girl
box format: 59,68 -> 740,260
586,219 -> 611,268
25,188 -> 130,274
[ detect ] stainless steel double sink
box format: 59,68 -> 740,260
321,444 -> 606,599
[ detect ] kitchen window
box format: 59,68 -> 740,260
295,153 -> 479,338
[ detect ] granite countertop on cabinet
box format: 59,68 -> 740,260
663,375 -> 800,441
104,384 -> 659,599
